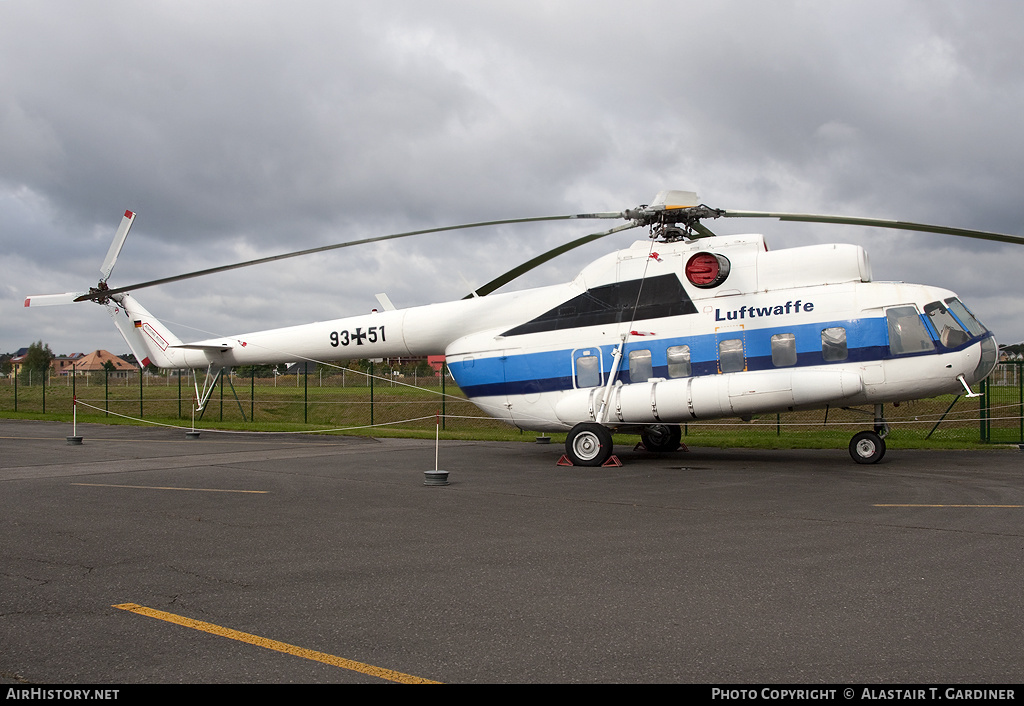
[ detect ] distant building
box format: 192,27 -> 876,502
51,350 -> 137,378
51,352 -> 85,376
8,347 -> 30,376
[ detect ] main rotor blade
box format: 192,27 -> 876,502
721,210 -> 1024,246
689,221 -> 718,239
74,212 -> 624,302
465,222 -> 641,298
100,210 -> 137,282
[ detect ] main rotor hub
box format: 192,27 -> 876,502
623,204 -> 726,241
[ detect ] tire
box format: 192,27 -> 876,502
640,424 -> 682,453
566,423 -> 614,467
849,430 -> 886,464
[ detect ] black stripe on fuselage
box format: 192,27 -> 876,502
502,274 -> 698,337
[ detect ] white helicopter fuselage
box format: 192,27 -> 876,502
111,233 -> 998,433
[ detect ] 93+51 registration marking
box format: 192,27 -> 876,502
329,326 -> 385,347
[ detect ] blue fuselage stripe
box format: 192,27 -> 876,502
448,315 -> 979,399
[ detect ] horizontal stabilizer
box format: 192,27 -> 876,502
375,293 -> 396,311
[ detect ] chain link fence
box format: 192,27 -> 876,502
980,361 -> 1024,444
2,362 -> 1022,444
0,363 -> 507,434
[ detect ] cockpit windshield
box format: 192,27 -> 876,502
924,301 -> 970,348
944,298 -> 988,337
923,297 -> 989,348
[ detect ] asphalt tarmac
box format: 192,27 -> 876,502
2,419 -> 1022,684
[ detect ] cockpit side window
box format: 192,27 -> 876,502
886,306 -> 935,356
924,301 -> 970,349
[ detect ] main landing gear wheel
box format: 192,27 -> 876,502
640,424 -> 682,452
849,430 -> 886,464
566,423 -> 614,467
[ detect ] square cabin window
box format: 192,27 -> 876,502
666,345 -> 691,378
719,338 -> 745,373
771,333 -> 797,367
575,355 -> 601,388
628,349 -> 653,383
821,327 -> 848,362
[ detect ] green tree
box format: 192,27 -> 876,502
21,341 -> 54,382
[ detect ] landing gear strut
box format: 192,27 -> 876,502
848,404 -> 889,464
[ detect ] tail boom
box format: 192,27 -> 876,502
107,288 -> 558,371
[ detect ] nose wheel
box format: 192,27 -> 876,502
848,403 -> 889,464
849,430 -> 886,464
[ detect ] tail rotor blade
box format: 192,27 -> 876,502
24,292 -> 88,307
99,210 -> 136,282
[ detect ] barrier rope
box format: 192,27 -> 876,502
71,397 -> 1022,435
72,399 -> 481,436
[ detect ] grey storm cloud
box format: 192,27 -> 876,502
1,0 -> 1023,356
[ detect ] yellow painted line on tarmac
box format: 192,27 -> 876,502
874,504 -> 1022,508
113,603 -> 441,684
113,602 -> 440,680
73,483 -> 267,493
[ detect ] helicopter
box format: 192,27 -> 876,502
26,191 -> 1019,466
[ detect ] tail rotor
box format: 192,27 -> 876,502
24,209 -> 136,308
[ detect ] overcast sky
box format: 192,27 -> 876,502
2,0 -> 1022,359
